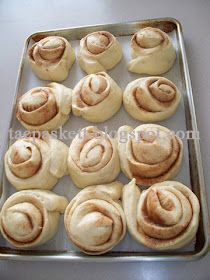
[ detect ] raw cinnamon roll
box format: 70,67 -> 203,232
78,31 -> 122,74
72,72 -> 122,122
4,134 -> 68,190
0,190 -> 68,248
17,83 -> 72,131
28,36 -> 75,81
122,179 -> 200,250
128,27 -> 176,75
117,124 -> 183,186
68,126 -> 120,188
64,181 -> 126,255
123,77 -> 181,122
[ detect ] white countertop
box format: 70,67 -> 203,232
0,0 -> 210,279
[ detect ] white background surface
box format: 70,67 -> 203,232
0,0 -> 210,279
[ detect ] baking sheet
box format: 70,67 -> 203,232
0,30 -> 195,253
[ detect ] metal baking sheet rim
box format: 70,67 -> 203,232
0,17 -> 209,261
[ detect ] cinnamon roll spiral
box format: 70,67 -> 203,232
64,181 -> 126,255
117,124 -> 183,186
122,179 -> 200,250
68,126 -> 120,188
78,31 -> 122,74
28,36 -> 75,81
123,77 -> 181,121
128,27 -> 176,75
72,72 -> 122,122
5,134 -> 68,190
17,83 -> 72,131
0,190 -> 68,248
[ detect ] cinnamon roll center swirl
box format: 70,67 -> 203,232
131,128 -> 172,164
146,189 -> 182,225
89,75 -> 107,93
29,37 -> 66,64
2,202 -> 43,242
8,141 -> 42,179
71,128 -> 113,172
86,32 -> 111,54
18,88 -> 58,125
78,138 -> 112,172
148,79 -> 176,102
79,74 -> 109,106
135,29 -> 164,48
138,187 -> 193,239
21,89 -> 49,112
38,37 -> 65,61
70,202 -> 114,246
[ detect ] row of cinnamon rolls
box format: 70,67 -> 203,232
0,180 -> 200,254
28,27 -> 176,81
5,125 -> 183,190
16,74 -> 181,131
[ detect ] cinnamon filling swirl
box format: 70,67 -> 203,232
64,186 -> 126,255
85,32 -> 112,54
122,180 -> 200,250
29,36 -> 66,65
128,127 -> 182,184
76,73 -> 110,108
133,78 -> 177,113
71,127 -> 113,172
7,140 -> 42,179
17,87 -> 58,126
134,28 -> 164,49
